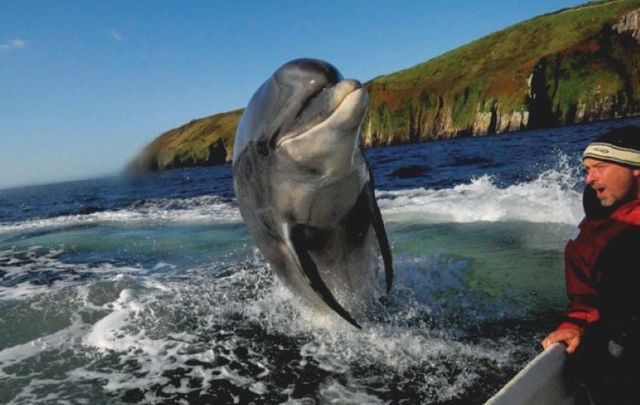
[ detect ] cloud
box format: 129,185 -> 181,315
0,38 -> 28,52
109,30 -> 123,41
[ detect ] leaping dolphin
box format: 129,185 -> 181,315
232,58 -> 393,328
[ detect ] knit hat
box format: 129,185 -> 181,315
583,126 -> 640,167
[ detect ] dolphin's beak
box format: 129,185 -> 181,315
275,80 -> 366,148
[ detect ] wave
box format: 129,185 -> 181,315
0,195 -> 243,234
0,246 -> 145,301
377,157 -> 584,226
0,157 -> 585,235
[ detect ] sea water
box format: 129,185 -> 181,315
2,117 -> 639,404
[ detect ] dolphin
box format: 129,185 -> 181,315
232,58 -> 392,328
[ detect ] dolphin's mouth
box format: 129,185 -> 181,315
274,80 -> 366,148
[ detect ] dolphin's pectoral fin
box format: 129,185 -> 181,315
365,166 -> 394,293
342,178 -> 393,293
286,224 -> 362,329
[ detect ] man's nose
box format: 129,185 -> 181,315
585,170 -> 596,185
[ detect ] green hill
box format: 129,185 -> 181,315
128,109 -> 242,172
130,0 -> 640,171
362,0 -> 640,145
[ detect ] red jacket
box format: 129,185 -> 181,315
558,198 -> 640,332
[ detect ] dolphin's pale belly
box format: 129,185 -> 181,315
272,166 -> 366,227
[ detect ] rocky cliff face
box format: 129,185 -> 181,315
526,10 -> 640,128
613,8 -> 640,41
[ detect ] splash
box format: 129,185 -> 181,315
377,154 -> 584,225
0,251 -> 530,404
0,246 -> 144,301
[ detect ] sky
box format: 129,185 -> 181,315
1,0 -> 588,190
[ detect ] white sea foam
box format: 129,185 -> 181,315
0,253 -> 528,403
0,317 -> 89,378
318,380 -> 386,404
378,166 -> 583,226
0,195 -> 242,234
0,247 -> 144,301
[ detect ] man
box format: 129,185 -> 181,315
542,125 -> 640,403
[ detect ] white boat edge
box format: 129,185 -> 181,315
485,343 -> 574,405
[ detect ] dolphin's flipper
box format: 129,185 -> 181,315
286,225 -> 362,329
365,167 -> 393,293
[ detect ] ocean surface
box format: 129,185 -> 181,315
2,117 -> 640,404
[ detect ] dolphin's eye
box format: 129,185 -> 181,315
256,140 -> 269,156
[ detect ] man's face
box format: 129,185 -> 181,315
584,158 -> 640,207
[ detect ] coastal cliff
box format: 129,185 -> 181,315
361,0 -> 640,145
128,109 -> 241,172
130,0 -> 640,171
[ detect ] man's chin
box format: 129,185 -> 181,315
597,196 -> 615,207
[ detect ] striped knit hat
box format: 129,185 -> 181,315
583,126 -> 640,167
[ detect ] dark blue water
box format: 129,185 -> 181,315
0,118 -> 620,224
1,117 -> 639,404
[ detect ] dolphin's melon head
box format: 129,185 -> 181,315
234,59 -> 369,177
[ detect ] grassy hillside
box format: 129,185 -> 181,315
131,0 -> 640,171
128,109 -> 242,171
362,0 -> 640,145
